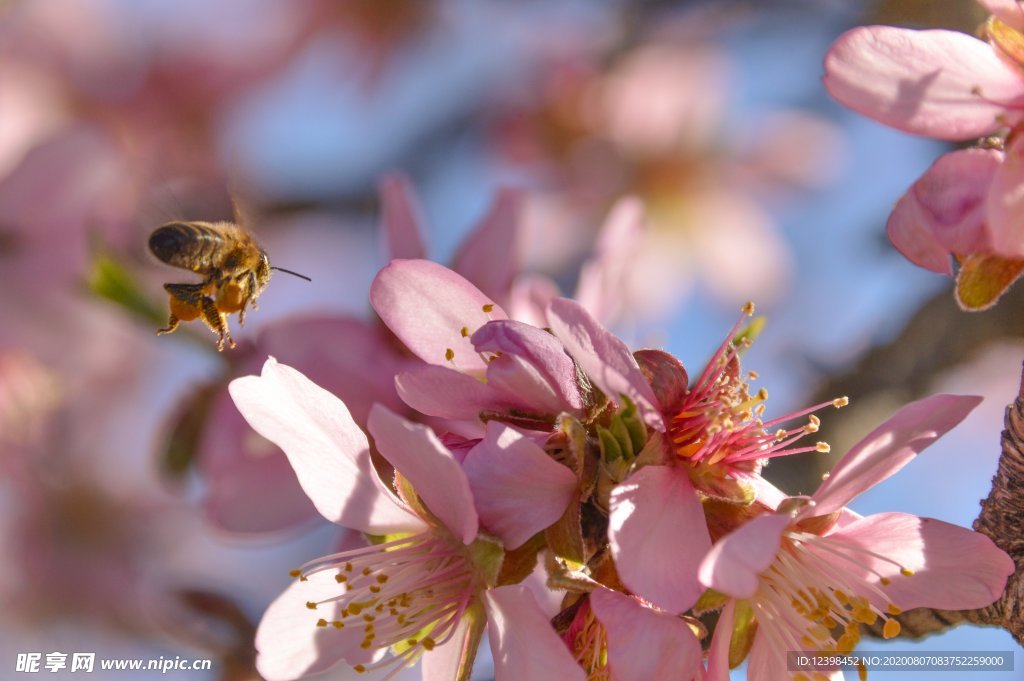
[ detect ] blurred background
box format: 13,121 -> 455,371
0,0 -> 1019,679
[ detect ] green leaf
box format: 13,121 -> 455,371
87,252 -> 165,325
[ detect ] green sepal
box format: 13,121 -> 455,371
693,588 -> 728,616
468,534 -> 504,589
729,600 -> 758,669
497,532 -> 546,586
597,426 -> 623,462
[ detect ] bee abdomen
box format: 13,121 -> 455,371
149,222 -> 224,273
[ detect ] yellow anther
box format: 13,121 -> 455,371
316,619 -> 328,627
445,348 -> 455,361
886,604 -> 902,616
815,442 -> 831,453
775,428 -> 788,440
362,567 -> 372,576
748,370 -> 759,379
809,623 -> 831,641
757,387 -> 768,400
370,585 -> 381,593
289,569 -> 302,578
883,618 -> 901,639
306,602 -> 318,610
880,577 -> 890,586
421,637 -> 437,651
354,664 -> 366,673
800,635 -> 816,648
833,396 -> 849,408
482,303 -> 494,313
742,301 -> 755,316
900,567 -> 915,577
857,661 -> 868,681
335,574 -> 347,583
333,621 -> 344,629
460,326 -> 469,337
377,575 -> 389,583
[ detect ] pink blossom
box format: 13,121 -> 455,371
546,298 -> 847,614
698,394 -> 1014,679
230,358 -> 579,680
823,15 -> 1024,303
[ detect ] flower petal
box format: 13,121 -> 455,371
371,259 -> 509,373
887,148 -> 1001,274
229,358 -> 422,535
829,512 -> 1013,611
452,188 -> 523,305
609,466 -> 709,612
698,513 -> 791,599
379,172 -> 427,261
574,196 -> 647,325
810,393 -> 981,517
823,26 -> 1024,139
986,135 -> 1024,258
367,404 -> 478,544
463,422 -> 577,549
508,273 -> 561,327
395,364 -> 515,421
255,570 -> 376,681
199,386 -> 319,534
547,297 -> 663,429
704,598 -> 735,681
484,585 -> 587,681
979,0 -> 1024,31
589,589 -> 702,681
473,319 -> 584,415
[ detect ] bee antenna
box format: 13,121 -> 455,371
271,266 -> 312,282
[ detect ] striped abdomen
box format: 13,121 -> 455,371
149,221 -> 237,275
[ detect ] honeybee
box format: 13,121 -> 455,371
149,220 -> 310,351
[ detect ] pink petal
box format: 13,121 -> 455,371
979,0 -> 1024,31
367,404 -> 478,544
199,387 -> 320,534
887,148 -> 1001,273
704,598 -> 735,681
484,585 -> 587,681
810,393 -> 982,517
255,570 -> 376,681
609,466 -> 710,612
462,422 -> 577,549
370,259 -> 509,373
547,297 -> 663,429
829,512 -> 1013,610
508,273 -> 561,327
698,513 -> 791,599
748,631 -> 842,681
574,196 -> 646,325
258,316 -> 415,425
589,589 -> 702,681
633,349 -> 688,414
452,188 -> 523,305
379,172 -> 427,261
823,26 -> 1024,139
473,319 -> 584,415
395,364 -> 516,421
986,135 -> 1024,258
420,615 -> 474,681
229,358 -> 422,535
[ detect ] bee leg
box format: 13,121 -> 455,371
199,296 -> 235,351
237,271 -> 258,326
159,283 -> 206,336
156,313 -> 180,336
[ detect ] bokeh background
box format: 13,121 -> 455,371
1,0 -> 1020,679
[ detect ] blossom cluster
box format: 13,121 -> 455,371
824,0 -> 1024,309
230,259 -> 1013,680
